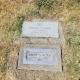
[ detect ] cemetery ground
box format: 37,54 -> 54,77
0,0 -> 80,80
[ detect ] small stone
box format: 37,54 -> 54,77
36,78 -> 40,80
22,0 -> 34,3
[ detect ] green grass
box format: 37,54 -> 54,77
66,22 -> 80,46
65,46 -> 80,80
65,22 -> 80,80
36,0 -> 62,10
10,16 -> 24,35
15,16 -> 24,35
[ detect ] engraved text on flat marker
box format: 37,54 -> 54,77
22,21 -> 59,38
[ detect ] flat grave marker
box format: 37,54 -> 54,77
18,45 -> 62,72
18,20 -> 63,72
22,21 -> 59,38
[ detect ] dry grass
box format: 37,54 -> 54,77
0,0 -> 80,80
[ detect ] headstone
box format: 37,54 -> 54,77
22,21 -> 59,38
18,45 -> 62,72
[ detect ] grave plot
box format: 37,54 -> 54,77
17,20 -> 64,72
6,20 -> 65,80
22,21 -> 59,38
18,45 -> 62,72
21,20 -> 64,45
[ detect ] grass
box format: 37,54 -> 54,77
66,23 -> 80,46
64,22 -> 80,80
36,0 -> 58,9
0,48 -> 9,72
9,16 -> 24,36
0,0 -> 80,80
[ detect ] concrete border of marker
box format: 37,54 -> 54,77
18,44 -> 62,72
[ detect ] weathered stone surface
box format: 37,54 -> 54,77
22,21 -> 59,38
18,45 -> 62,72
23,48 -> 58,65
